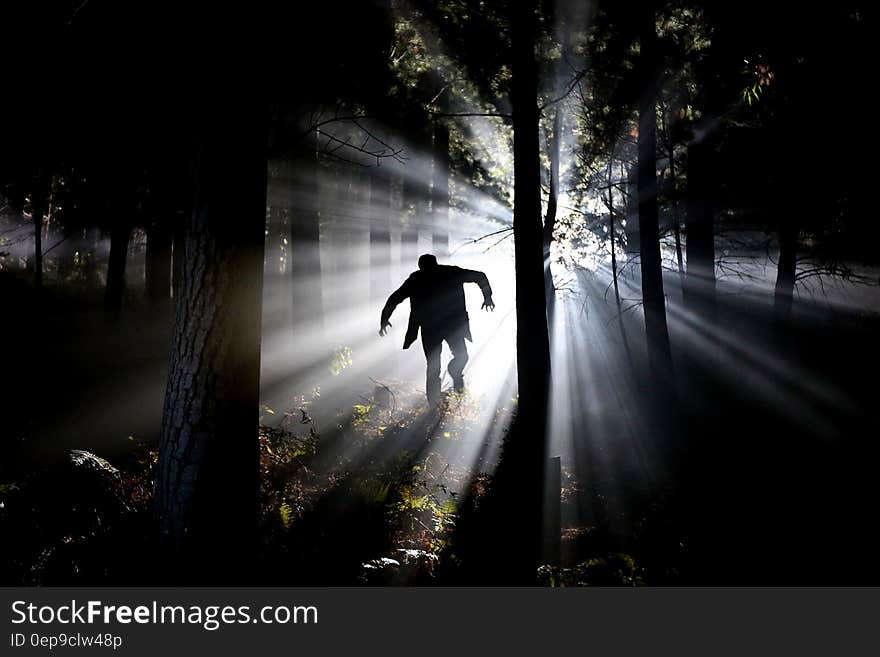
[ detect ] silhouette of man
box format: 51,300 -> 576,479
380,254 -> 494,404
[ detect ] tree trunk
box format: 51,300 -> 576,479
400,171 -> 421,266
431,121 -> 450,258
154,104 -> 268,582
289,150 -> 323,334
370,168 -> 392,304
171,215 -> 185,298
454,3 -> 550,586
543,106 -> 561,329
608,157 -> 621,311
32,182 -> 44,289
104,220 -> 132,316
637,6 -> 673,385
684,140 -> 716,318
337,167 -> 360,311
506,0 -> 552,581
662,104 -> 686,287
145,220 -> 173,304
673,223 -> 685,281
774,221 -> 798,323
265,205 -> 284,276
624,165 -> 640,254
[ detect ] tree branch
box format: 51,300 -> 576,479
539,69 -> 587,111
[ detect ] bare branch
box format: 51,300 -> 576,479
317,129 -> 406,165
426,110 -> 511,119
539,69 -> 587,111
482,231 -> 514,253
299,113 -> 373,140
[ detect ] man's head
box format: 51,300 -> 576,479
418,254 -> 438,270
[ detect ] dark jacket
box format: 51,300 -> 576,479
381,265 -> 493,349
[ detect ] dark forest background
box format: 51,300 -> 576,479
1,0 -> 878,585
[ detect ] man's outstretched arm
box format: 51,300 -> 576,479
461,269 -> 495,310
380,280 -> 411,335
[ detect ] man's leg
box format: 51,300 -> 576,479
446,332 -> 469,393
422,334 -> 442,404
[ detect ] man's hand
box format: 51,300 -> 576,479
481,296 -> 495,312
379,320 -> 392,336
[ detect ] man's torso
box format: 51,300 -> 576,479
405,266 -> 471,346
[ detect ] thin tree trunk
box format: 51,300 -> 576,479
401,227 -> 419,264
105,220 -> 132,316
543,106 -> 561,328
154,104 -> 268,582
84,227 -> 100,288
610,210 -> 620,304
338,168 -> 360,310
431,121 -> 451,258
624,165 -> 640,254
401,171 -> 421,266
774,221 -> 798,323
684,140 -> 716,317
265,206 -> 284,275
543,9 -> 573,329
637,5 -> 673,385
145,220 -> 173,304
171,215 -> 185,298
32,184 -> 44,289
661,99 -> 685,286
370,168 -> 392,305
673,224 -> 685,281
289,147 -> 323,333
607,155 -> 621,310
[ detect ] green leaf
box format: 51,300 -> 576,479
279,502 -> 294,528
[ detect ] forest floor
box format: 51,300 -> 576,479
2,266 -> 879,585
